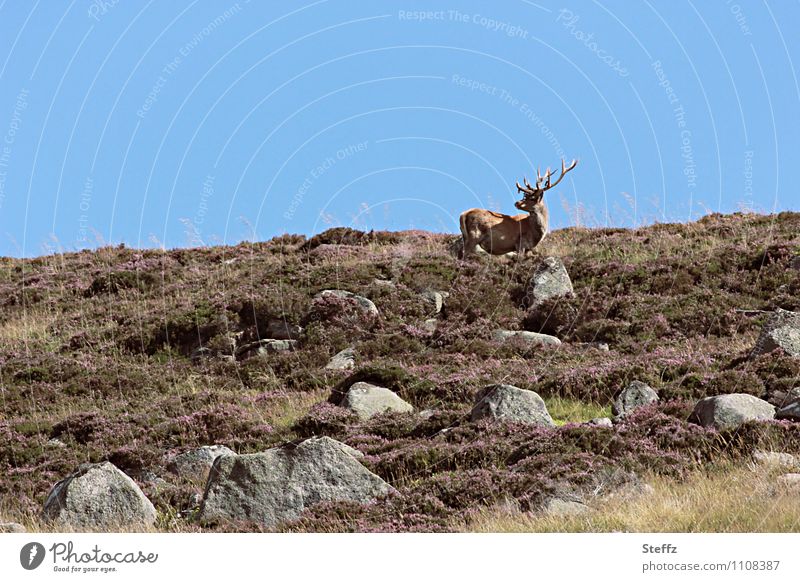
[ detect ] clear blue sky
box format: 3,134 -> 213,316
0,1 -> 798,257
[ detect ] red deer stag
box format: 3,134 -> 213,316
459,159 -> 577,257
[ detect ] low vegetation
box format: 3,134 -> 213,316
0,211 -> 798,531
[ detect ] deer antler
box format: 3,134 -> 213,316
540,159 -> 577,192
516,176 -> 536,195
517,158 -> 577,197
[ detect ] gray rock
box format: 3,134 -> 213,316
751,309 -> 800,358
263,319 -> 303,340
236,339 -> 297,360
542,498 -> 591,516
422,318 -> 438,334
199,436 -> 392,528
612,381 -> 659,419
0,522 -> 25,533
493,330 -> 561,346
471,384 -> 555,427
191,346 -> 214,361
776,473 -> 800,492
420,290 -> 444,314
167,445 -> 236,482
587,417 -> 613,427
605,481 -> 656,500
689,393 -> 776,430
340,382 -> 414,420
526,257 -> 574,307
325,347 -> 356,371
314,289 -> 379,317
43,462 -> 156,529
372,278 -> 396,289
259,318 -> 303,340
776,399 -> 800,421
766,386 -> 800,408
576,342 -> 610,352
752,450 -> 798,469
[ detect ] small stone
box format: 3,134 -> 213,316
576,342 -> 610,352
526,257 -> 574,307
236,339 -> 297,360
753,450 -> 797,469
587,417 -> 613,427
776,473 -> 800,492
542,498 -> 591,516
0,522 -> 26,533
689,393 -> 775,430
314,290 -> 379,317
751,309 -> 800,359
191,346 -> 214,361
372,279 -> 396,289
422,319 -> 438,334
340,382 -> 414,420
43,462 -> 157,529
263,319 -> 303,340
612,381 -> 659,420
420,290 -> 444,314
776,399 -> 800,421
325,347 -> 356,370
471,384 -> 555,427
493,330 -> 561,346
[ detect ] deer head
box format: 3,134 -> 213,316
514,158 -> 577,212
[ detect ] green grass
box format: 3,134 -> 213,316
544,396 -> 611,426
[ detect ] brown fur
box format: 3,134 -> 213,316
460,159 -> 575,258
459,198 -> 548,257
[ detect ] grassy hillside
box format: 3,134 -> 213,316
1,211 -> 799,532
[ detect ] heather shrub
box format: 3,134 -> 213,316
300,227 -> 400,250
293,402 -> 357,438
521,295 -> 580,337
84,270 -> 157,297
3,213 -> 800,533
397,256 -> 458,291
146,301 -> 234,355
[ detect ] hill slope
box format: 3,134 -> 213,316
1,211 -> 799,532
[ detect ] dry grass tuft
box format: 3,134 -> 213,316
463,464 -> 800,533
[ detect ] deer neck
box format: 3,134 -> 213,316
527,202 -> 548,230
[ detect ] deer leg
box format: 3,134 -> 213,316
462,236 -> 479,258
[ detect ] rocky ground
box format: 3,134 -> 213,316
1,211 -> 799,532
